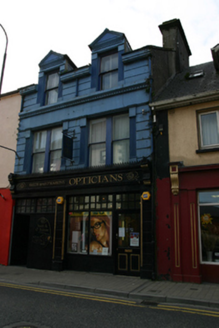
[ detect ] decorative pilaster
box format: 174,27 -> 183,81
170,164 -> 179,196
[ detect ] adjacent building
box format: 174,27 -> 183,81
151,44 -> 219,283
0,90 -> 21,265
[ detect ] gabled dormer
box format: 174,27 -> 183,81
37,50 -> 77,106
89,29 -> 132,91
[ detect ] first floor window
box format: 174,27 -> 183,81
113,114 -> 129,164
32,127 -> 62,173
89,118 -> 106,166
89,113 -> 130,166
199,110 -> 219,148
199,190 -> 219,263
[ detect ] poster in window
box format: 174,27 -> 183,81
68,212 -> 88,254
89,212 -> 112,256
119,227 -> 125,237
130,232 -> 139,247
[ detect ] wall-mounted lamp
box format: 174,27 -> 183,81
142,109 -> 146,115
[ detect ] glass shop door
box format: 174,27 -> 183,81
116,212 -> 140,276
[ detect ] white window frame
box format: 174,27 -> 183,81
199,110 -> 219,149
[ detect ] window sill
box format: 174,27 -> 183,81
196,147 -> 219,154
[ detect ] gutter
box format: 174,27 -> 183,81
149,89 -> 219,111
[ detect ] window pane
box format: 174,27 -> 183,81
200,205 -> 219,262
113,114 -> 129,139
32,153 -> 45,173
90,144 -> 106,166
89,212 -> 112,256
201,112 -> 219,146
113,140 -> 129,164
90,119 -> 106,143
199,191 -> 219,204
101,53 -> 118,72
50,150 -> 61,171
68,212 -> 89,254
47,73 -> 59,89
33,131 -> 47,152
46,89 -> 58,105
51,127 -> 62,150
102,71 -> 118,90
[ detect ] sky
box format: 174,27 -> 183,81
0,0 -> 218,94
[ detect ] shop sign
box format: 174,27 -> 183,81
15,170 -> 145,191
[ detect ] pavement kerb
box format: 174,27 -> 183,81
38,282 -> 131,299
38,282 -> 219,309
1,276 -> 219,310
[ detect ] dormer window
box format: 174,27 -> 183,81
45,72 -> 59,105
100,53 -> 118,90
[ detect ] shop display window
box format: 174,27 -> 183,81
68,211 -> 112,256
199,191 -> 219,263
67,194 -> 117,256
67,193 -> 140,257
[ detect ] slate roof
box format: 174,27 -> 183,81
153,61 -> 219,103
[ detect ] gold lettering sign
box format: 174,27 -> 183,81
69,173 -> 124,186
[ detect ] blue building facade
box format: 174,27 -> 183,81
10,21 -> 184,278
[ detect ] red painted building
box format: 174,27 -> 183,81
151,45 -> 219,283
0,189 -> 14,265
0,90 -> 21,265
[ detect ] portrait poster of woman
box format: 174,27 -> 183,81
89,212 -> 112,256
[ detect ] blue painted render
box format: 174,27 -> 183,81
15,29 -> 153,175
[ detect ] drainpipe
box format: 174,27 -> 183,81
148,56 -> 156,280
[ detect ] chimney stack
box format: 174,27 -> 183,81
159,19 -> 191,72
211,44 -> 219,71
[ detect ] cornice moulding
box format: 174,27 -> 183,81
20,81 -> 148,119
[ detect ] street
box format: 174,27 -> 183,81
0,283 -> 219,328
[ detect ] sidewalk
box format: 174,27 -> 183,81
0,265 -> 219,309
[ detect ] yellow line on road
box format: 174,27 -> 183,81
0,282 -> 144,308
149,304 -> 219,318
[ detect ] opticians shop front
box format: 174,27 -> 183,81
9,161 -> 154,279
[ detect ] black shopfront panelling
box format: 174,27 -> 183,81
9,161 -> 154,277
